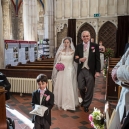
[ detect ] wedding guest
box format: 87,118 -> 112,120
91,38 -> 94,42
111,48 -> 129,125
74,31 -> 100,112
99,41 -> 105,71
52,37 -> 79,111
31,74 -> 54,129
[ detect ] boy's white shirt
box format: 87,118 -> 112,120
39,88 -> 46,105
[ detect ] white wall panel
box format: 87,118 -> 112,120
107,0 -> 115,15
89,0 -> 98,17
117,0 -> 125,15
128,0 -> 129,14
54,0 -> 129,20
73,0 -> 79,18
56,0 -> 62,19
64,0 -> 71,18
81,0 -> 88,17
99,0 -> 106,16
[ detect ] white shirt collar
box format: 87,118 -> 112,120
83,41 -> 90,45
39,87 -> 47,92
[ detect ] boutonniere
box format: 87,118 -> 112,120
43,94 -> 50,101
91,47 -> 95,52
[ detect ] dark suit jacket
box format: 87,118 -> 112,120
124,43 -> 129,54
122,112 -> 129,129
31,89 -> 54,125
0,72 -> 11,100
74,42 -> 100,76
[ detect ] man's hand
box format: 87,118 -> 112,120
75,56 -> 79,59
95,72 -> 100,78
79,58 -> 86,62
111,68 -> 118,82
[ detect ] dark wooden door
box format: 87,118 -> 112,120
98,21 -> 117,52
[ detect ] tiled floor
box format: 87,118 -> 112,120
6,74 -> 116,129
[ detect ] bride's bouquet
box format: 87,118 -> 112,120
55,63 -> 65,71
89,107 -> 104,129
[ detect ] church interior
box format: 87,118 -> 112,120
0,0 -> 129,129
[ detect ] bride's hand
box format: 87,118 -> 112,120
79,58 -> 86,62
75,56 -> 79,59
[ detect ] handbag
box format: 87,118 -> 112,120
55,63 -> 65,71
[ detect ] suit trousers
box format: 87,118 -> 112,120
78,68 -> 95,108
33,115 -> 50,129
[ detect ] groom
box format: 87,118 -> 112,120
74,31 -> 100,112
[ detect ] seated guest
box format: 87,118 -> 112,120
111,48 -> 129,127
0,72 -> 11,100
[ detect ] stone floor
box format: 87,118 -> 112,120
6,74 -> 117,129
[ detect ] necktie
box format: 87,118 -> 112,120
84,43 -> 88,51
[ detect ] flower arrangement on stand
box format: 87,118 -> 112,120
89,107 -> 104,129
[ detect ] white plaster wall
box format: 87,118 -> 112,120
64,0 -> 71,18
72,0 -> 79,18
55,0 -> 129,20
99,0 -> 106,16
128,0 -> 129,14
54,0 -> 129,46
81,0 -> 88,17
89,0 -> 98,17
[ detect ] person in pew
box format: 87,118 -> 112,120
0,72 -> 11,100
31,74 -> 54,129
74,31 -> 100,112
111,47 -> 129,128
52,37 -> 79,111
99,41 -> 105,71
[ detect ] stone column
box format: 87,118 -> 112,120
44,0 -> 54,58
23,0 -> 37,41
0,0 -> 4,68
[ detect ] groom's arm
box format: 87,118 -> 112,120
95,44 -> 101,73
74,45 -> 80,63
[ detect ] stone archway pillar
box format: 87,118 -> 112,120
0,0 -> 4,68
23,0 -> 37,41
44,0 -> 54,58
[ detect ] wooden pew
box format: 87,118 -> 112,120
108,58 -> 120,68
106,58 -> 121,101
27,61 -> 54,64
35,59 -> 54,62
0,69 -> 52,79
0,88 -> 7,129
18,62 -> 53,67
6,65 -> 53,70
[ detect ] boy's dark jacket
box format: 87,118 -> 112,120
31,89 -> 54,125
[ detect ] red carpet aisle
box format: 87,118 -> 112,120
6,74 -> 107,129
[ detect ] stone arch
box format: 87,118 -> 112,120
98,21 -> 117,51
77,22 -> 96,44
57,24 -> 68,47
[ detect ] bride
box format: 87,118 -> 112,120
52,37 -> 79,111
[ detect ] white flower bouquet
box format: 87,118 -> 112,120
89,107 -> 104,129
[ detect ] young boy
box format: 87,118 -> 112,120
32,74 -> 54,129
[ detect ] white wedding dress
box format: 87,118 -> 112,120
53,51 -> 79,110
